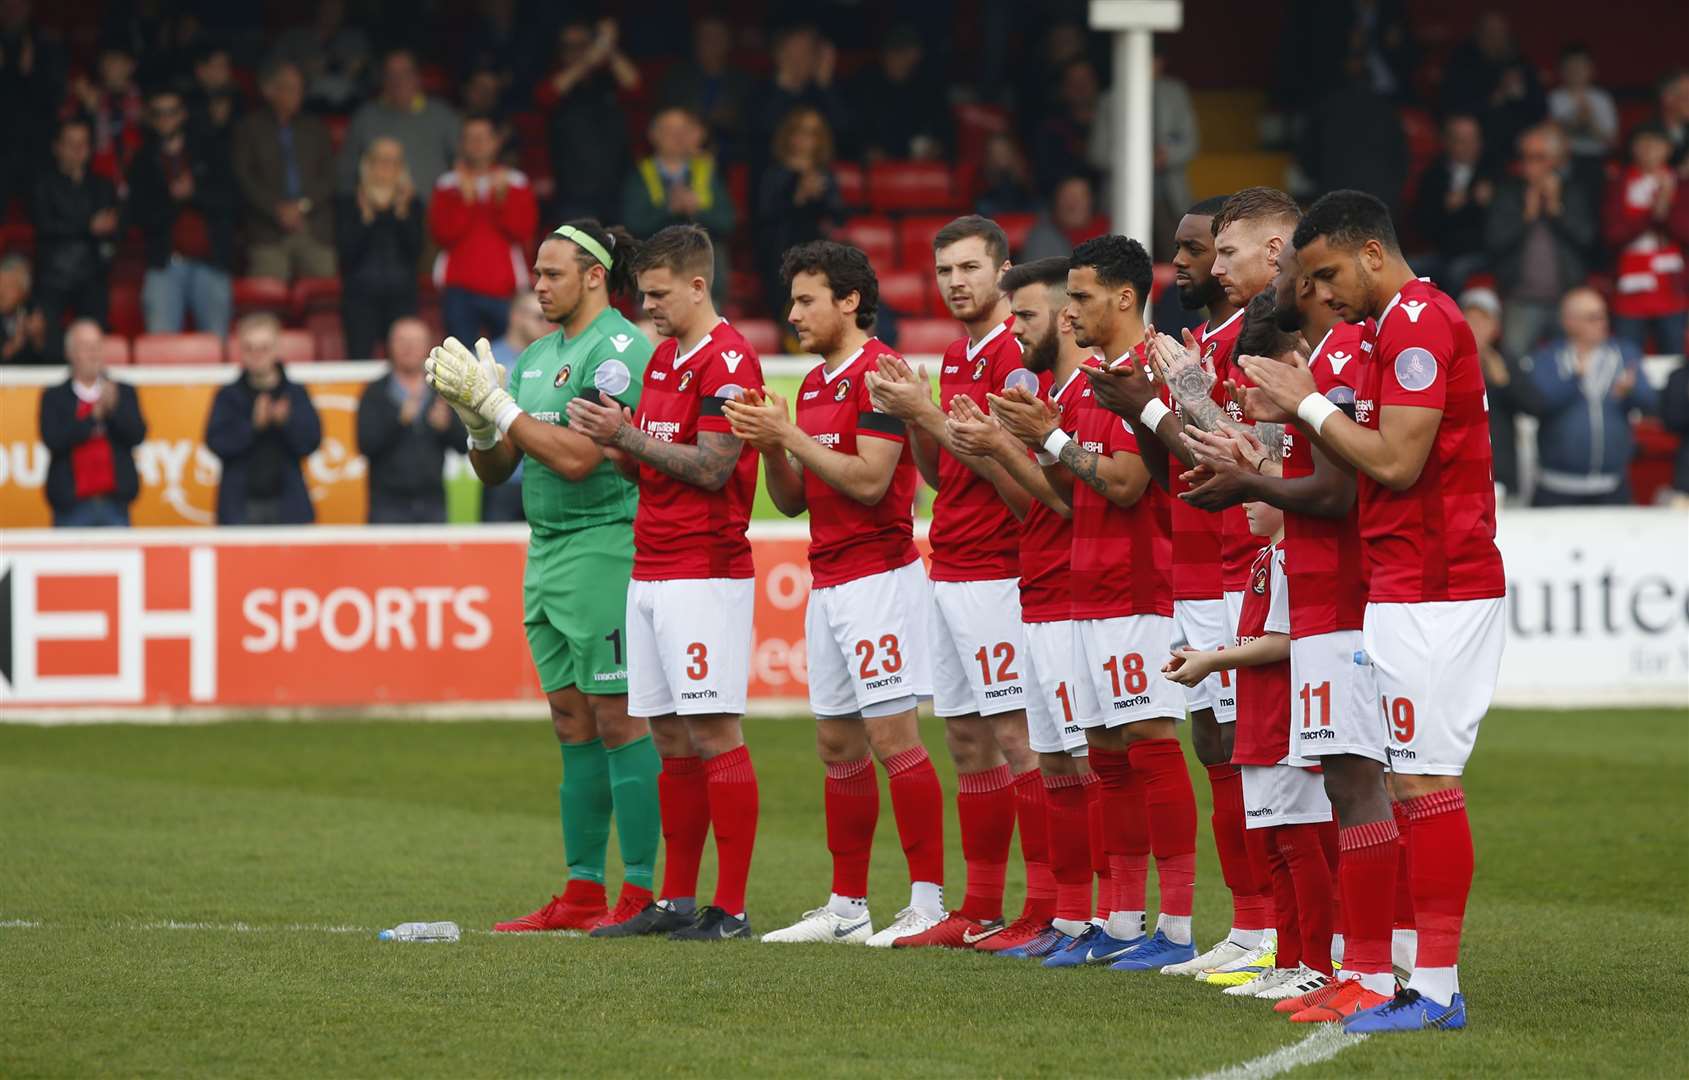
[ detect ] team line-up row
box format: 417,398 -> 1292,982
419,189 -> 1504,1035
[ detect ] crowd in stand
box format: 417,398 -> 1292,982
7,1 -> 1689,525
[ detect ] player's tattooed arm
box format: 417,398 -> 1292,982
1147,329 -> 1251,439
1255,422 -> 1286,461
1057,441 -> 1151,509
607,424 -> 742,491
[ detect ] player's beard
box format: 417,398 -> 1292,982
1274,290 -> 1303,332
1022,324 -> 1059,373
1177,274 -> 1223,312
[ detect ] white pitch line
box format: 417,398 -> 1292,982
1190,1026 -> 1368,1080
0,919 -> 532,938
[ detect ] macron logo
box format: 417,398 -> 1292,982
609,334 -> 634,352
722,350 -> 745,373
1327,350 -> 1352,374
1400,300 -> 1428,324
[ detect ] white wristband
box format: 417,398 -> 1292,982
493,399 -> 524,434
1042,428 -> 1071,459
467,429 -> 500,451
1139,398 -> 1172,431
1296,392 -> 1340,435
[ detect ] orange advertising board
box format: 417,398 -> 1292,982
0,364 -> 375,528
0,525 -> 821,715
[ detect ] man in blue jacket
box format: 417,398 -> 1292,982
1518,287 -> 1658,505
206,312 -> 322,524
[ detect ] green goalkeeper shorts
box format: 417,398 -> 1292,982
523,522 -> 634,695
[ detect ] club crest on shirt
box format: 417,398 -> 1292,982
677,370 -> 694,393
553,364 -> 572,387
972,356 -> 988,381
833,377 -> 853,401
1203,341 -> 1218,362
1252,564 -> 1270,595
1394,347 -> 1438,392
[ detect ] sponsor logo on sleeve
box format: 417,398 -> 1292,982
721,349 -> 744,373
1400,299 -> 1428,324
1003,368 -> 1040,395
1326,350 -> 1353,375
1393,347 -> 1438,392
595,359 -> 632,397
609,333 -> 634,352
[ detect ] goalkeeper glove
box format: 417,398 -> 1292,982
426,336 -> 519,436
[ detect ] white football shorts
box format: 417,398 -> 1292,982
805,560 -> 932,718
1289,629 -> 1385,765
1364,598 -> 1505,776
1172,597 -> 1237,722
1022,619 -> 1095,754
1241,763 -> 1334,829
626,577 -> 754,718
929,577 -> 1030,718
1074,613 -> 1184,729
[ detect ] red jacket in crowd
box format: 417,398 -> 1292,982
428,168 -> 540,299
1603,165 -> 1689,320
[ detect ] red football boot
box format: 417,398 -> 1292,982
492,880 -> 607,932
892,912 -> 1003,949
972,912 -> 1051,953
1289,980 -> 1392,1023
590,884 -> 656,933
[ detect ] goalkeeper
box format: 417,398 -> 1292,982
429,220 -> 659,933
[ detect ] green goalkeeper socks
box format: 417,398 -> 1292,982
605,734 -> 661,891
559,739 -> 612,885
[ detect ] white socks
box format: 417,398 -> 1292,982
1230,926 -> 1266,950
1330,933 -> 1345,964
1408,965 -> 1459,1005
1106,910 -> 1146,941
828,893 -> 867,919
1392,927 -> 1419,975
910,881 -> 944,919
1052,917 -> 1089,937
1157,913 -> 1193,946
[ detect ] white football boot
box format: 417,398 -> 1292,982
865,906 -> 942,947
1251,963 -> 1332,1001
1161,937 -> 1251,976
761,906 -> 874,944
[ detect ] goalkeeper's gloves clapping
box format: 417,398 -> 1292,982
426,337 -> 517,447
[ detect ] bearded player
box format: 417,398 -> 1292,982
945,255 -> 1106,957
1240,190 -> 1505,1031
426,220 -> 661,934
990,236 -> 1200,972
567,224 -> 765,941
864,215 -> 1051,948
724,241 -> 948,947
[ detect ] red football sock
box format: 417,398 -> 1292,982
1392,801 -> 1417,930
1013,769 -> 1057,922
1319,819 -> 1343,937
1044,772 -> 1091,923
705,745 -> 758,916
1400,788 -> 1474,969
1130,738 -> 1198,917
956,763 -> 1015,923
1243,820 -> 1276,935
658,755 -> 710,902
824,757 -> 879,898
1089,747 -> 1150,917
1209,764 -> 1271,930
1337,816 -> 1400,977
885,746 -> 945,888
1264,828 -> 1301,968
1083,771 -> 1111,919
1281,821 -> 1337,975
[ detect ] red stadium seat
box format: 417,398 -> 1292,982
896,318 -> 963,355
836,216 -> 897,268
98,336 -> 131,365
833,161 -> 865,208
897,215 -> 952,271
228,328 -> 316,365
290,277 -> 342,317
735,318 -> 782,356
134,332 -> 224,365
997,212 -> 1036,256
232,276 -> 290,315
107,281 -> 144,338
878,269 -> 930,316
306,310 -> 347,362
1152,263 -> 1176,302
869,161 -> 958,213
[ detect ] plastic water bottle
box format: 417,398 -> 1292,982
378,921 -> 461,942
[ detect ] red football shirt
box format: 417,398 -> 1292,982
930,318 -> 1027,582
1019,367 -> 1085,623
1069,347 -> 1173,620
1231,542 -> 1293,767
631,320 -> 764,581
796,338 -> 921,588
1280,322 -> 1370,637
1208,313 -> 1263,592
1168,308 -> 1243,600
1356,279 -> 1505,603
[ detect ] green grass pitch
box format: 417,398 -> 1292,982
3,709 -> 1685,1078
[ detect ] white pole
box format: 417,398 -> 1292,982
1116,27 -> 1154,255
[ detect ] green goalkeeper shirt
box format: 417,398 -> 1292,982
510,307 -> 652,537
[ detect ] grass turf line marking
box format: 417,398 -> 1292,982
1190,1026 -> 1368,1080
0,919 -> 564,938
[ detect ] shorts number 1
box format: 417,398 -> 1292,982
605,628 -> 623,665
